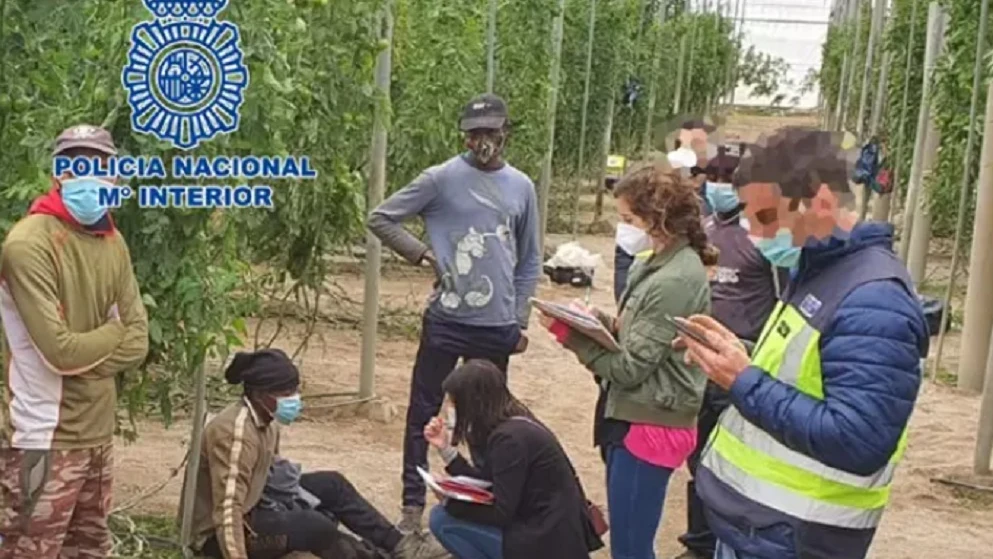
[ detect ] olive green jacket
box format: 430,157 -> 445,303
567,239 -> 710,428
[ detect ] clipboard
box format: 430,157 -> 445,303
417,466 -> 495,504
530,298 -> 621,352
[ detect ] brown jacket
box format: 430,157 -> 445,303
180,399 -> 279,559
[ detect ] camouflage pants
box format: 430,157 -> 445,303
0,444 -> 113,559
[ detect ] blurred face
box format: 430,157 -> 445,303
737,182 -> 851,244
736,182 -> 798,242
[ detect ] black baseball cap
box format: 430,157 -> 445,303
459,94 -> 509,131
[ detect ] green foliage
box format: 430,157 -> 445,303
0,0 -> 760,430
821,0 -> 992,240
738,46 -> 791,98
611,8 -> 739,156
928,0 -> 992,237
881,0 -> 927,201
0,0 -> 379,430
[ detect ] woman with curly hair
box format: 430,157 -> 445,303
540,163 -> 715,559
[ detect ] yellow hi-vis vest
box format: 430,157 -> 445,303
700,249 -> 912,531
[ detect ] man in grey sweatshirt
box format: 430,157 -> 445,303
367,93 -> 542,534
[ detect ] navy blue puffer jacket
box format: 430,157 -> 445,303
698,222 -> 929,559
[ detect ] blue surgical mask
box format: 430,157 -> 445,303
275,394 -> 303,425
706,182 -> 740,213
60,178 -> 111,225
750,229 -> 802,269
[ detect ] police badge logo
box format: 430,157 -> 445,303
122,0 -> 249,150
799,293 -> 823,318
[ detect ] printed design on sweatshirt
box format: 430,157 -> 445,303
436,178 -> 515,311
438,220 -> 512,310
712,266 -> 740,284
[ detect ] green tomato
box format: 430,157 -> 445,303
93,85 -> 109,104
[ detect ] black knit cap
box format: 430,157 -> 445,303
224,349 -> 300,393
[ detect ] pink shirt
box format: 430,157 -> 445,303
547,318 -> 698,469
623,423 -> 698,469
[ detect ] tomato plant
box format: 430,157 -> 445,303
0,0 -> 760,430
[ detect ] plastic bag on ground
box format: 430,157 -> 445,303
543,242 -> 602,288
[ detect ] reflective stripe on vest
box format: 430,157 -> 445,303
701,302 -> 908,529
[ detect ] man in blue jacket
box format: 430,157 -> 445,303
676,127 -> 928,559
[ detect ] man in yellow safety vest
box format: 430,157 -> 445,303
675,127 -> 929,559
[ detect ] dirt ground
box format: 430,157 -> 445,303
112,114 -> 993,558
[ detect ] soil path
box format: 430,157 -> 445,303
116,228 -> 992,559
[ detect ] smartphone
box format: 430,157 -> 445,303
666,315 -> 719,352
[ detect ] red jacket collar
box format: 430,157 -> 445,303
28,181 -> 116,236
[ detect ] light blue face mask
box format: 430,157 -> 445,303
275,394 -> 303,425
705,182 -> 740,213
750,229 -> 802,269
60,178 -> 111,225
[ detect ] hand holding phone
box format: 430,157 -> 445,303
666,315 -> 719,353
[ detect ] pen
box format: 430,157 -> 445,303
584,269 -> 593,306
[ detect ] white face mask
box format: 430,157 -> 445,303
616,222 -> 652,256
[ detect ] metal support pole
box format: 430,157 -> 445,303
571,0 -> 598,237
867,52 -> 893,221
833,0 -> 854,130
975,327 -> 993,474
898,2 -> 946,269
537,0 -> 568,252
593,86 -> 616,224
359,0 -> 394,399
933,0 -> 990,387
887,0 -> 922,223
721,0 -> 739,106
684,0 -> 703,112
906,101 -> 940,285
179,360 -> 208,557
840,0 -> 864,130
973,84 -> 993,473
961,84 -> 993,393
486,0 -> 497,92
673,33 -> 689,114
730,0 -> 746,106
642,3 -> 667,156
594,1 -> 629,224
854,0 -> 885,221
856,0 -> 885,140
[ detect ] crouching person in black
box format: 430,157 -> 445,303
425,360 -> 603,559
181,348 -> 450,559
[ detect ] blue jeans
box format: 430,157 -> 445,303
714,540 -> 763,559
429,505 -> 503,559
606,444 -> 673,559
